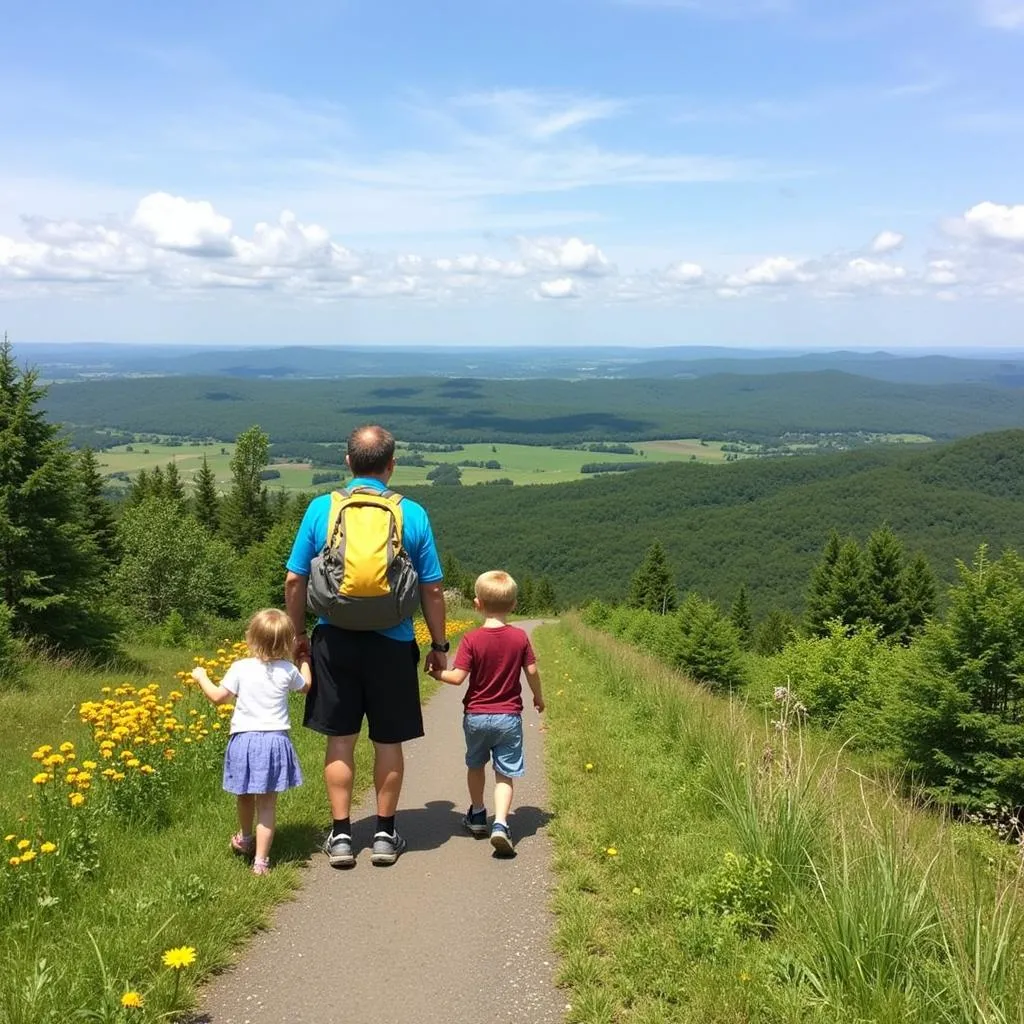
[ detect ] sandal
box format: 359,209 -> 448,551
253,857 -> 270,876
231,832 -> 255,856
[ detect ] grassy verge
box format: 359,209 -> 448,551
537,617 -> 1024,1024
0,620 -> 468,1023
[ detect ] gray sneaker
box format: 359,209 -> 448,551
323,832 -> 355,868
370,830 -> 407,866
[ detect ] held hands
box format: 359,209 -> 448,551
424,649 -> 448,676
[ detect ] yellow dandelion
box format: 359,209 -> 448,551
20,849 -> 36,863
739,971 -> 752,983
120,992 -> 144,1009
59,742 -> 74,753
162,946 -> 197,970
606,847 -> 618,857
40,842 -> 57,854
32,772 -> 50,785
584,763 -> 594,772
4,834 -> 14,842
82,760 -> 98,770
36,744 -> 53,756
632,887 -> 642,895
69,792 -> 86,808
16,839 -> 30,851
8,856 -> 21,867
126,758 -> 140,768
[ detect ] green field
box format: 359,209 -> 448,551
97,439 -> 739,492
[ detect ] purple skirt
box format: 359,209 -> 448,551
222,731 -> 304,795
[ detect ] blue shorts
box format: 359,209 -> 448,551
463,713 -> 525,778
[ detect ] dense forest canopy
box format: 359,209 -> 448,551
41,371 -> 1024,445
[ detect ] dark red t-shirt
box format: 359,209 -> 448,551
454,625 -> 536,715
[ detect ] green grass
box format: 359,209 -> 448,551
538,617 -> 1024,1023
0,641 -> 437,1022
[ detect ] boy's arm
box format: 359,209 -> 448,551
431,667 -> 469,686
524,662 -> 544,712
191,667 -> 233,705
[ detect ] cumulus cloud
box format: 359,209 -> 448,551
536,277 -> 579,299
926,260 -> 959,286
827,258 -> 907,290
870,230 -> 905,254
663,261 -> 706,286
727,256 -> 815,288
947,201 -> 1024,247
130,192 -> 235,257
519,236 -> 613,276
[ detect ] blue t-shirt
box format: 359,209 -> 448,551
286,477 -> 443,642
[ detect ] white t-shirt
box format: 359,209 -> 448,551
221,658 -> 307,734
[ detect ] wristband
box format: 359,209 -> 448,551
431,641 -> 450,653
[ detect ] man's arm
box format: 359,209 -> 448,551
420,581 -> 448,674
285,571 -> 311,662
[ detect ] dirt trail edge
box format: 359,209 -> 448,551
199,620 -> 566,1024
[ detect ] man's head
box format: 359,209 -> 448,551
346,424 -> 396,479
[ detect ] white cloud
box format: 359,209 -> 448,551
978,0 -> 1024,29
870,230 -> 905,254
130,192 -> 235,257
926,260 -> 958,286
519,236 -> 614,276
727,256 -> 815,288
948,201 -> 1024,247
663,261 -> 706,286
536,277 -> 579,299
828,258 -> 907,289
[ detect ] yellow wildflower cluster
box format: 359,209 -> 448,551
414,619 -> 476,648
5,834 -> 58,868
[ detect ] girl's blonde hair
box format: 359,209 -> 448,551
245,608 -> 296,662
474,570 -> 518,614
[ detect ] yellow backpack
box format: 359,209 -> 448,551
307,487 -> 421,630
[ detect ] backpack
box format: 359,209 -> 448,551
306,487 -> 421,631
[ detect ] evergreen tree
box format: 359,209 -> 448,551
441,552 -> 467,596
163,460 -> 186,505
674,595 -> 745,691
149,464 -> 166,500
192,456 -> 221,533
518,576 -> 535,616
729,583 -> 753,648
902,552 -> 937,641
0,337 -> 117,654
829,539 -> 870,629
534,577 -> 558,614
754,609 -> 798,655
864,525 -> 908,641
128,467 -> 152,506
220,425 -> 271,552
806,530 -> 842,635
628,541 -> 678,614
76,447 -> 119,568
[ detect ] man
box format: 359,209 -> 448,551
285,424 -> 448,866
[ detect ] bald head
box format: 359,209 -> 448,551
347,424 -> 396,477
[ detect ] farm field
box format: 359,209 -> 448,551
96,438 -> 740,492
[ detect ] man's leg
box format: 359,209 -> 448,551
373,741 -> 404,818
325,734 -> 358,819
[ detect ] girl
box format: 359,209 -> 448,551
192,608 -> 311,875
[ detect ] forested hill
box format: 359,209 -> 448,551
411,430 -> 1024,615
41,371 -> 1024,444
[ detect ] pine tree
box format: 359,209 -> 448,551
518,576 -> 535,616
220,425 -> 271,552
864,525 -> 908,641
163,460 -> 186,505
534,577 -> 558,614
128,467 -> 152,506
754,609 -> 797,655
902,552 -> 937,641
441,552 -> 466,596
77,447 -> 118,567
0,337 -> 117,654
830,539 -> 870,629
192,456 -> 221,533
150,464 -> 166,501
806,530 -> 842,635
730,583 -> 753,648
627,541 -> 678,614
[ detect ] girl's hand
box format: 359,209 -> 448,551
190,667 -> 208,684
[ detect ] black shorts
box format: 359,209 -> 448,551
305,626 -> 424,744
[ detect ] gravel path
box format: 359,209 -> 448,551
198,621 -> 565,1024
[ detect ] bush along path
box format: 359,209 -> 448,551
539,616 -> 1024,1024
199,621 -> 565,1024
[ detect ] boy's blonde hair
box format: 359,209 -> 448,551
474,570 -> 518,614
246,608 -> 296,662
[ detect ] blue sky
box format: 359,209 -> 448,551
2,0 -> 1023,348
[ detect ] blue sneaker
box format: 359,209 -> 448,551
490,821 -> 515,856
463,806 -> 489,837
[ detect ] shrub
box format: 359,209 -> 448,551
674,595 -> 746,691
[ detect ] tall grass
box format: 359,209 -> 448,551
542,616 -> 1024,1024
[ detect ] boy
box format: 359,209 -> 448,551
430,570 -> 544,856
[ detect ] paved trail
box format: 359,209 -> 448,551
200,621 -> 565,1024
